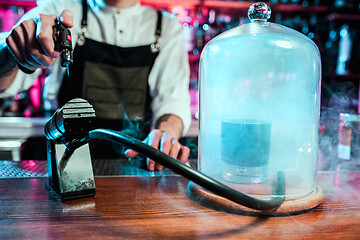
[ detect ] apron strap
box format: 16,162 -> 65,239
82,0 -> 88,29
151,11 -> 162,53
155,11 -> 162,38
80,1 -> 162,40
77,0 -> 88,46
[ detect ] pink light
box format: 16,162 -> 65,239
28,160 -> 36,167
29,77 -> 41,109
0,8 -> 16,32
23,109 -> 32,117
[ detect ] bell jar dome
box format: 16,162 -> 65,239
198,2 -> 321,198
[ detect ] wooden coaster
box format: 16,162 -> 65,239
187,181 -> 324,216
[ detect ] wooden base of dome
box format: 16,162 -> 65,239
187,181 -> 324,216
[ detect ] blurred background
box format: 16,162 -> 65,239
0,0 -> 360,171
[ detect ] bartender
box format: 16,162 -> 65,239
0,0 -> 191,171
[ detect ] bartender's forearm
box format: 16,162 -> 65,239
155,114 -> 184,140
0,44 -> 18,92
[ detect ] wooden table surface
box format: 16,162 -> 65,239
0,171 -> 359,239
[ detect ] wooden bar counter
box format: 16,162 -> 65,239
0,163 -> 360,239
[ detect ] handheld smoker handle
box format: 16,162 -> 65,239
52,22 -> 72,52
52,21 -> 73,68
67,128 -> 285,211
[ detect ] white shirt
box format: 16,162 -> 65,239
0,0 -> 191,135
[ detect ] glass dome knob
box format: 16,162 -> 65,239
248,2 -> 271,22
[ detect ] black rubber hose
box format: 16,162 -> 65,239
67,128 -> 285,211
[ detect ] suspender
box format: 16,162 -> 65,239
80,0 -> 162,52
81,0 -> 88,29
155,11 -> 162,37
77,0 -> 88,46
151,11 -> 162,53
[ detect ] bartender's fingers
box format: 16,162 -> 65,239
156,138 -> 182,171
34,10 -> 73,60
6,26 -> 37,71
178,145 -> 190,164
34,13 -> 60,58
146,129 -> 162,171
125,130 -> 189,171
57,9 -> 74,28
21,21 -> 52,68
155,132 -> 172,171
157,134 -> 190,170
169,139 -> 181,159
124,130 -> 161,171
124,148 -> 140,158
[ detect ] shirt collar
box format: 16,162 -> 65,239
102,1 -> 141,15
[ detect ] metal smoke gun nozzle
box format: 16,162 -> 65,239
52,21 -> 73,74
44,98 -> 96,143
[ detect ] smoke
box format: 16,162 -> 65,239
115,112 -> 199,160
112,113 -> 151,158
89,112 -> 151,159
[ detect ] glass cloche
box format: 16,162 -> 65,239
198,2 -> 321,198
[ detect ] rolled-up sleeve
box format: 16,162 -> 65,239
0,68 -> 42,98
149,14 -> 191,136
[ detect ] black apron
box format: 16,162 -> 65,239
58,1 -> 162,158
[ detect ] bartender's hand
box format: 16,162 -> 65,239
125,115 -> 190,171
6,10 -> 73,72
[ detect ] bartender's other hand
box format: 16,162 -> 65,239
6,10 -> 73,72
125,129 -> 190,171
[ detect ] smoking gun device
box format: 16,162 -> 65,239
45,98 -> 285,210
45,98 -> 96,201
